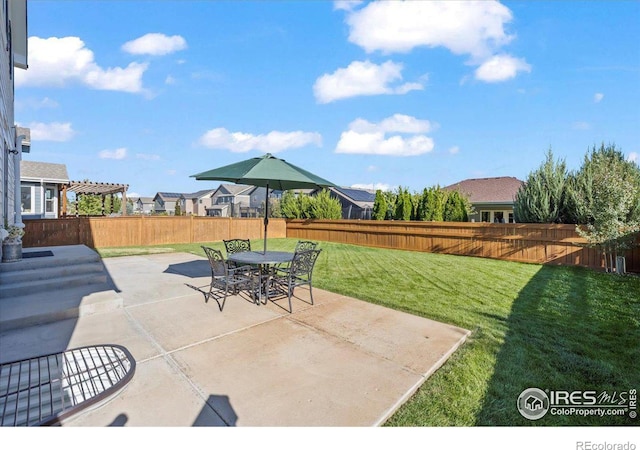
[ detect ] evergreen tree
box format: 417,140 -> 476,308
422,187 -> 445,221
383,190 -> 396,220
513,148 -> 568,223
394,187 -> 412,221
310,189 -> 342,219
372,190 -> 388,220
443,191 -> 468,222
280,190 -> 305,218
174,201 -> 182,216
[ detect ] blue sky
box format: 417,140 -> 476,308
15,0 -> 640,198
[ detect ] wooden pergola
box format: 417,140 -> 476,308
61,181 -> 129,216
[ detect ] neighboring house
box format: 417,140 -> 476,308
134,197 -> 154,215
244,186 -> 282,218
443,176 -> 524,223
20,160 -> 70,219
311,186 -> 376,220
153,192 -> 183,215
0,1 -> 28,228
180,189 -> 216,216
207,184 -> 254,217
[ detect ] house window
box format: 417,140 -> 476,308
45,187 -> 55,213
494,211 -> 504,223
481,211 -> 490,223
508,212 -> 514,223
20,186 -> 33,213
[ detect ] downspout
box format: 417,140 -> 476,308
12,127 -> 26,229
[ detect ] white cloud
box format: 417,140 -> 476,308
15,36 -> 148,93
344,1 -> 514,60
474,54 -> 531,82
198,128 -> 322,153
594,93 -> 604,103
351,183 -> 391,191
313,60 -> 423,103
99,147 -> 128,160
341,1 -> 531,83
628,152 -> 638,163
572,121 -> 590,130
165,75 -> 176,85
122,33 -> 187,56
334,0 -> 364,11
28,122 -> 75,142
350,114 -> 433,134
335,114 -> 435,156
449,146 -> 460,154
136,153 -> 161,161
366,165 -> 378,172
166,169 -> 177,176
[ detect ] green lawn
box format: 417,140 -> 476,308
97,238 -> 640,426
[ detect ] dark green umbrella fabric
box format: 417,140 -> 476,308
191,153 -> 336,191
191,153 -> 337,253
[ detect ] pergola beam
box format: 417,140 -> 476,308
63,181 -> 129,216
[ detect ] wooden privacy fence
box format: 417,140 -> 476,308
23,216 -> 287,249
286,219 -> 640,273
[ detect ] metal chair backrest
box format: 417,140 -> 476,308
290,249 -> 322,278
295,240 -> 317,252
202,246 -> 228,278
223,239 -> 251,255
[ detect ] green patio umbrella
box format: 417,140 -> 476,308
191,153 -> 337,253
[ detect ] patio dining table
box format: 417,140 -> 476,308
227,251 -> 294,305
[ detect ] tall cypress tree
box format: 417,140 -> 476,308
514,148 -> 568,223
372,190 -> 387,220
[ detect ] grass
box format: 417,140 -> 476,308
97,238 -> 640,426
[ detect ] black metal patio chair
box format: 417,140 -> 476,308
271,248 -> 322,313
273,240 -> 318,274
223,238 -> 253,270
201,246 -> 256,310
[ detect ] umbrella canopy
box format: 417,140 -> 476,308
191,153 -> 337,253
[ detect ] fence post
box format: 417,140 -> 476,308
190,215 -> 194,243
139,215 -> 144,246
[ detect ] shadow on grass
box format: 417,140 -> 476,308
476,265 -> 640,425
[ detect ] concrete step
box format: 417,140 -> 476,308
0,272 -> 108,299
0,247 -> 100,273
0,283 -> 123,332
0,261 -> 105,285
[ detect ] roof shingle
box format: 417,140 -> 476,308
443,177 -> 523,203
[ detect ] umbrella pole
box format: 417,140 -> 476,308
263,182 -> 269,254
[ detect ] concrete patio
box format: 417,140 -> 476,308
0,246 -> 470,427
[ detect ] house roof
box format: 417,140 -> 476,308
334,187 -> 376,204
443,177 -> 524,203
20,161 -> 69,182
154,192 -> 184,201
181,189 -> 216,199
136,197 -> 154,204
213,184 -> 254,196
